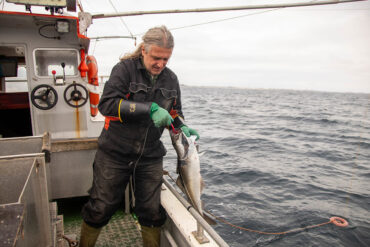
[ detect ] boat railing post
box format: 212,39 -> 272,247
163,177 -> 229,247
192,222 -> 210,244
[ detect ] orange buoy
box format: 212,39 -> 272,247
86,55 -> 99,86
78,49 -> 88,78
86,55 -> 100,117
330,217 -> 348,227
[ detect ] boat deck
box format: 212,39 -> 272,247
59,198 -> 143,247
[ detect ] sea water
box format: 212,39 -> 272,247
163,86 -> 370,247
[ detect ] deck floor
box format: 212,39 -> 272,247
59,198 -> 143,247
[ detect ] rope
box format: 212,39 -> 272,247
107,0 -> 134,38
169,8 -> 280,32
92,39 -> 98,55
77,0 -> 84,12
164,172 -> 346,235
206,211 -> 333,235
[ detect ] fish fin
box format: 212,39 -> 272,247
202,211 -> 217,225
200,177 -> 205,193
177,174 -> 194,205
176,176 -> 186,194
198,151 -> 206,157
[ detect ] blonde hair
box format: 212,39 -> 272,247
121,25 -> 174,60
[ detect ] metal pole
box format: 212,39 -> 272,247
89,35 -> 135,40
92,0 -> 365,19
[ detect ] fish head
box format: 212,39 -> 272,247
169,128 -> 190,159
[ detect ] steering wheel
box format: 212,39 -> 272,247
30,84 -> 58,110
63,82 -> 88,108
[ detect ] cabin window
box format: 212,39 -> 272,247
34,49 -> 79,77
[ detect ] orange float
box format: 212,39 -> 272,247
330,217 -> 348,227
86,55 -> 100,117
78,49 -> 88,78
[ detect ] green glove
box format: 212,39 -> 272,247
180,125 -> 200,140
150,103 -> 173,128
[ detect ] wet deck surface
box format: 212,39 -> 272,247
0,204 -> 24,247
58,197 -> 143,247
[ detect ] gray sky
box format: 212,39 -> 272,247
4,0 -> 370,93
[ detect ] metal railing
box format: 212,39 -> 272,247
163,177 -> 229,247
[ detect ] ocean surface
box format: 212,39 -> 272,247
162,86 -> 370,247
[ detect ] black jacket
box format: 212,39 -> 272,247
97,57 -> 184,160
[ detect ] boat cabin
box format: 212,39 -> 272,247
0,7 -> 103,139
0,4 -> 104,199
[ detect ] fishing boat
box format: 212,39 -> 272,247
1,0 -> 363,246
0,1 -> 228,246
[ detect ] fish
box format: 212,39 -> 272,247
169,128 -> 216,227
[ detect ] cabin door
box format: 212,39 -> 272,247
0,45 -> 32,137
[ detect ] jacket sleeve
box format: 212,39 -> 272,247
98,62 -> 129,117
98,61 -> 152,122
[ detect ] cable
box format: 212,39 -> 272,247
129,122 -> 152,208
107,0 -> 134,38
170,8 -> 281,32
129,122 -> 172,210
133,7 -> 283,36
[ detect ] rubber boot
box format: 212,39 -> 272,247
141,225 -> 160,247
79,221 -> 102,247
